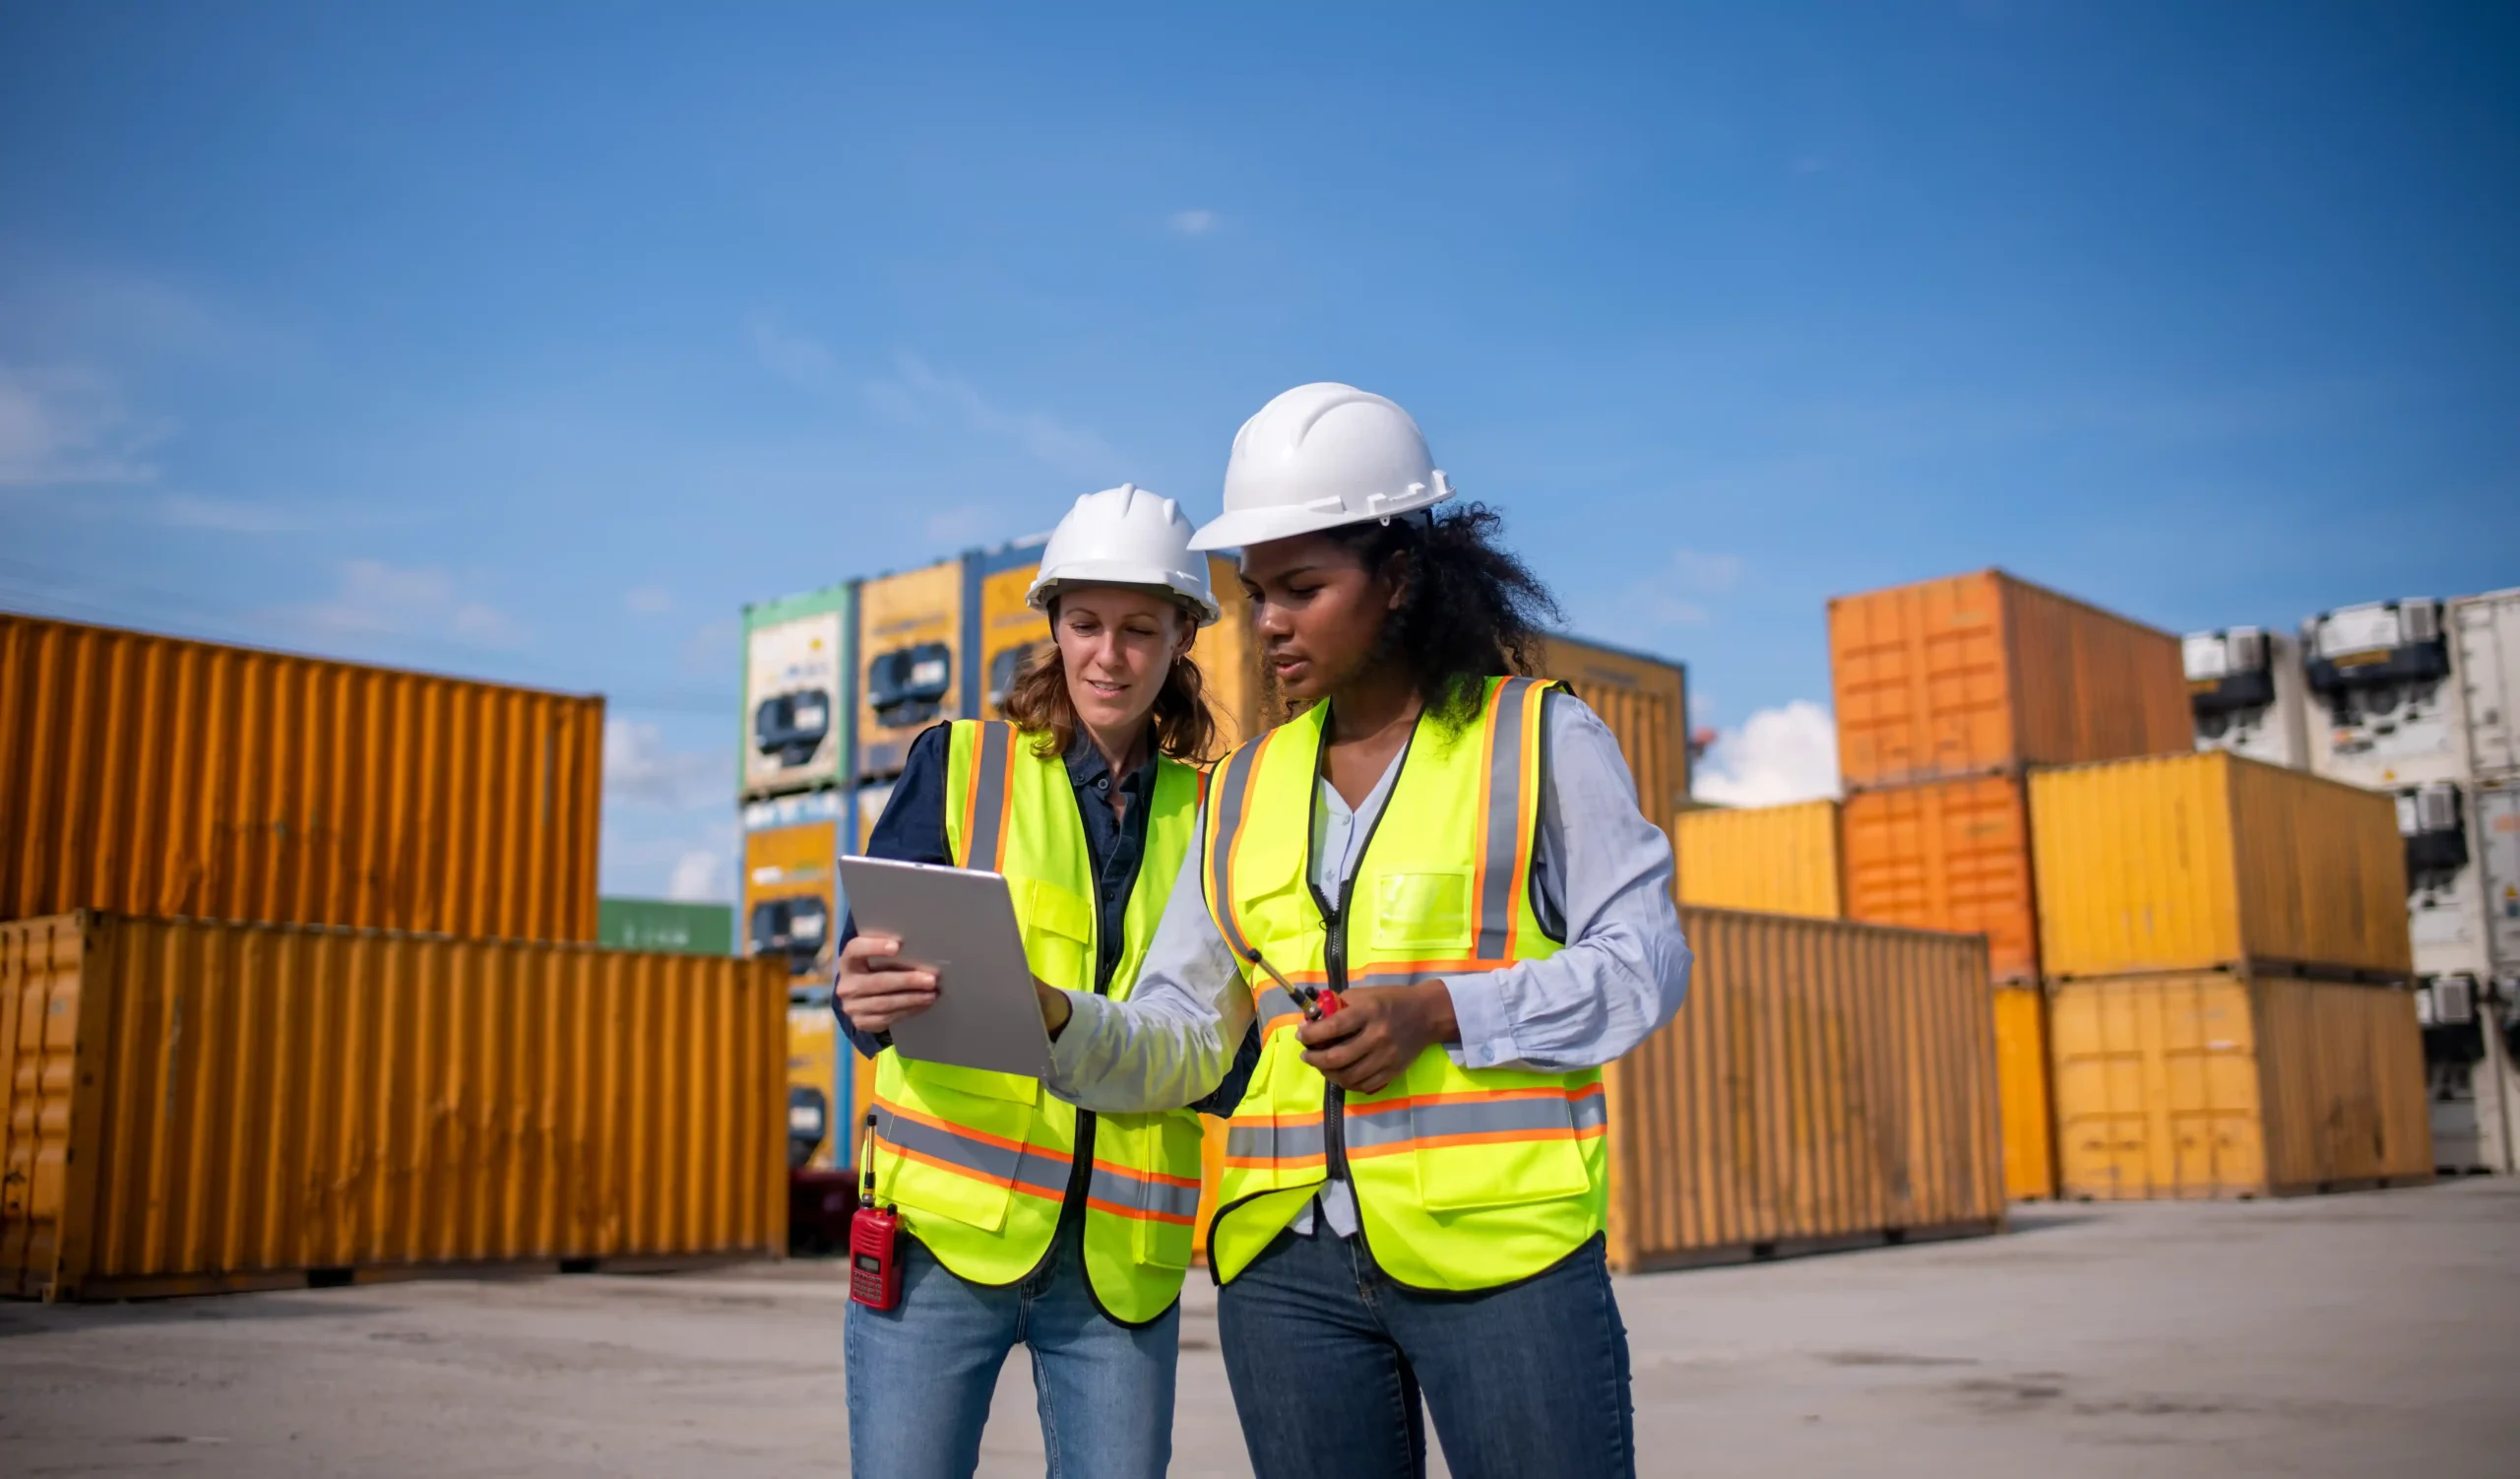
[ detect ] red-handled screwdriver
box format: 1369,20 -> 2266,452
1243,946 -> 1343,1020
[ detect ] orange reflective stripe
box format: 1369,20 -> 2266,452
1345,1124 -> 1608,1160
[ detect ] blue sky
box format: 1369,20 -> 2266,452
3,3 -> 2513,900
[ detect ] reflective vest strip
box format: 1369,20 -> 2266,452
1475,676 -> 1544,962
874,1101 -> 1071,1199
959,721 -> 1016,871
1342,1086 -> 1607,1153
1205,728 -> 1275,960
1224,1113 -> 1329,1167
1085,1164 -> 1205,1225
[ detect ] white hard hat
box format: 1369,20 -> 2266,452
1187,382 -> 1454,551
1026,483 -> 1221,626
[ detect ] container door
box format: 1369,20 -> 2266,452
2455,594 -> 2520,777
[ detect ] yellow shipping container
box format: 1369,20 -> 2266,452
1993,985 -> 2056,1199
857,558 -> 965,780
2030,750 -> 2411,980
787,1003 -> 841,1171
1673,801 -> 1842,918
1,913 -> 787,1302
1539,635 -> 1690,820
738,793 -> 844,985
0,612 -> 602,942
1604,907 -> 2003,1271
1829,569 -> 2190,792
2048,970 -> 2430,1199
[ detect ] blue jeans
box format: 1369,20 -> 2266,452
845,1223 -> 1180,1479
1218,1226 -> 1633,1479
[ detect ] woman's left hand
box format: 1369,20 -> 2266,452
1296,981 -> 1458,1095
1034,976 -> 1074,1039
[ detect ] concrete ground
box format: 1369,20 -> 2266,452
4,1179 -> 2515,1478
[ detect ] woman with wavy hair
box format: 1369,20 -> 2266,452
832,483 -> 1249,1479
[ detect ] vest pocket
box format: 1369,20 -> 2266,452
1011,875 -> 1095,991
903,1059 -> 1043,1107
1408,1094 -> 1590,1213
1096,1113 -> 1205,1270
1371,868 -> 1474,954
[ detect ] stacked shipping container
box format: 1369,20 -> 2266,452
1828,570 -> 2192,1200
2028,752 -> 2428,1196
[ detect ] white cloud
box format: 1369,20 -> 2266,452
1167,209 -> 1221,236
679,614 -> 740,677
156,492 -> 307,533
1668,548 -> 1741,592
603,719 -> 726,811
869,353 -> 1117,474
925,504 -> 994,547
286,558 -> 528,650
666,849 -> 732,904
624,585 -> 675,614
0,362 -> 169,487
1691,700 -> 1840,806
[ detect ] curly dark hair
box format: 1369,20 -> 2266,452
1317,501 -> 1563,728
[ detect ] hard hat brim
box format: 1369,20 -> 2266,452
1186,484 -> 1451,553
1025,568 -> 1221,626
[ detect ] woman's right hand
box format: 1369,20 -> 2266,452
835,932 -> 939,1034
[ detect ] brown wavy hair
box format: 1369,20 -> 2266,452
999,606 -> 1221,764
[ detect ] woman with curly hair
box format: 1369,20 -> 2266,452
1037,383 -> 1693,1479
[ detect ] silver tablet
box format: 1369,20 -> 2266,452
837,855 -> 1054,1079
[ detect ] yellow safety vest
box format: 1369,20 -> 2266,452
1201,676 -> 1607,1291
866,720 -> 1207,1324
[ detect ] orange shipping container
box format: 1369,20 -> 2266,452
1538,635 -> 1690,821
1604,907 -> 2003,1271
1830,570 -> 2189,792
2029,751 -> 2411,980
1673,801 -> 1842,918
2048,971 -> 2430,1199
0,614 -> 601,941
1,913 -> 788,1302
1841,774 -> 2041,984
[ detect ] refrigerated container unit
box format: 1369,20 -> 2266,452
597,897 -> 734,955
2183,625 -> 2311,769
1829,569 -> 2190,792
2303,598 -> 2469,789
0,613 -> 603,941
2453,588 -> 2520,780
741,789 -> 848,985
856,558 -> 967,781
975,537 -> 1054,720
740,584 -> 852,800
2398,778 -> 2520,1174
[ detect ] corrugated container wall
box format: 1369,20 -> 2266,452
2456,589 -> 2520,777
2048,971 -> 2430,1199
1830,570 -> 2189,792
1,913 -> 788,1302
1603,908 -> 2003,1271
2029,752 -> 2410,980
1673,802 -> 1842,918
1539,636 -> 1690,821
0,614 -> 601,941
1993,986 -> 2057,1200
1841,775 -> 2041,984
856,559 -> 965,781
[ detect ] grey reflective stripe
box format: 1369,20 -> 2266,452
965,721 -> 1014,869
1207,740 -> 1263,958
1343,1091 -> 1594,1151
1254,986 -> 1302,1024
1345,968 -> 1450,991
1225,1119 -> 1327,1163
1476,676 -> 1541,961
1087,1164 -> 1204,1223
1569,1089 -> 1607,1131
874,1104 -> 1069,1198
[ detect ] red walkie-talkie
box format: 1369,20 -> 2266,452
850,1111 -> 902,1311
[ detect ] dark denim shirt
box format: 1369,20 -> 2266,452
836,722 -> 1257,1116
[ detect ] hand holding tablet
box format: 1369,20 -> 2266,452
835,856 -> 1057,1079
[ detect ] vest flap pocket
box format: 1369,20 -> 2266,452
902,1059 -> 1044,1107
1371,868 -> 1474,954
1094,1113 -> 1205,1270
1407,1091 -> 1591,1213
878,1111 -> 1020,1235
1012,875 -> 1094,989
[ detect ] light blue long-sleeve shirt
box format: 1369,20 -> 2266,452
1044,688 -> 1692,1236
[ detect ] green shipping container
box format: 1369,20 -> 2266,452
742,582 -> 854,800
598,897 -> 735,956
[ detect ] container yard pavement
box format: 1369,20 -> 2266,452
5,1182 -> 2515,1478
